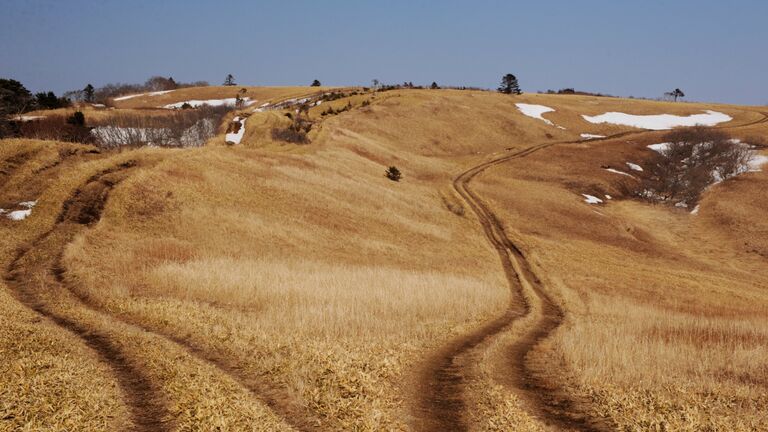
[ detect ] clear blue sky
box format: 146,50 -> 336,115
2,0 -> 767,105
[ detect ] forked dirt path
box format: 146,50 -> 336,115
4,161 -> 172,432
413,110 -> 768,431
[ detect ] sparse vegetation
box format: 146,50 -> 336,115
385,166 -> 402,181
14,113 -> 93,143
628,127 -> 753,206
89,105 -> 230,148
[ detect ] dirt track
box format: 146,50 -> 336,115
2,109 -> 766,431
1,152 -> 320,431
413,111 -> 768,431
4,161 -> 172,432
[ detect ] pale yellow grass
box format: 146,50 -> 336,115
148,258 -> 502,340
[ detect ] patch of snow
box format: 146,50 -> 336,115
225,117 -> 247,144
690,205 -> 700,215
647,142 -> 671,153
605,168 -> 634,178
7,209 -> 32,221
675,202 -> 688,208
748,154 -> 768,172
92,103 -> 106,108
163,97 -> 252,109
114,90 -> 174,101
626,162 -> 643,172
580,134 -> 605,139
605,195 -> 612,200
515,103 -> 556,126
12,115 -> 45,121
19,201 -> 37,209
582,110 -> 732,130
582,194 -> 603,204
113,93 -> 142,101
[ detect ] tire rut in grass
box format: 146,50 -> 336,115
0,149 -> 40,188
414,111 -> 768,430
4,161 -> 172,432
52,164 -> 322,431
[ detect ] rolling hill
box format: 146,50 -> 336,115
1,86 -> 767,431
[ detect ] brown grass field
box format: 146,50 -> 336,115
1,86 -> 766,431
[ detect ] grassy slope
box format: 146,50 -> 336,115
2,87 -> 766,430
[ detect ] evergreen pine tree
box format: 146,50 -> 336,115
311,79 -> 321,87
224,74 -> 236,86
83,84 -> 95,102
430,82 -> 439,89
498,74 -> 521,95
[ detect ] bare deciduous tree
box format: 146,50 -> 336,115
632,127 -> 753,206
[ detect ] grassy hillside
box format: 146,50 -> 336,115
1,87 -> 766,431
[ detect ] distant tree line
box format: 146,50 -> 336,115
65,76 -> 210,104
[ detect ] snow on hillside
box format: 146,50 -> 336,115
626,162 -> 643,171
114,90 -> 174,101
581,134 -> 606,139
163,98 -> 255,109
225,117 -> 247,144
582,110 -> 732,130
516,103 -> 556,126
582,194 -> 603,204
749,154 -> 768,171
648,143 -> 671,153
5,200 -> 37,221
113,94 -> 141,101
605,168 -> 634,178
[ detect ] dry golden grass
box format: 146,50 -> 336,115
474,127 -> 768,431
3,89 -> 767,430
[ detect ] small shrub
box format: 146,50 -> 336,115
67,111 -> 85,126
385,166 -> 402,182
271,127 -> 309,144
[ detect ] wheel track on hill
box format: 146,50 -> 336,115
4,161 -> 172,432
53,182 -> 322,430
64,282 -> 322,431
0,149 -> 40,189
3,154 -> 321,431
414,110 -> 768,431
